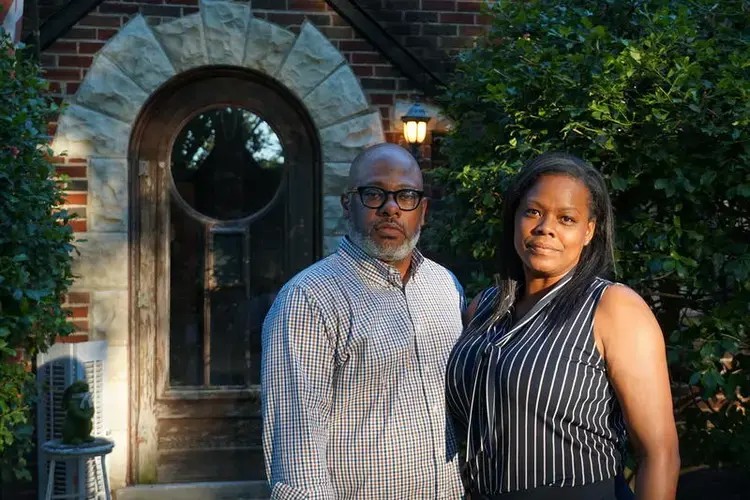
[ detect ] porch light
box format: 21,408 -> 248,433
401,99 -> 431,158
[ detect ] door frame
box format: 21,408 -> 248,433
127,67 -> 322,485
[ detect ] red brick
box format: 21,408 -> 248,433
456,0 -> 482,12
71,320 -> 89,333
66,82 -> 81,94
370,94 -> 394,105
423,23 -> 458,36
265,12 -> 306,27
67,27 -> 97,39
58,55 -> 93,67
459,24 -> 486,36
44,68 -> 81,81
375,66 -> 400,78
289,0 -> 327,10
40,54 -> 57,66
56,166 -> 87,178
67,158 -> 88,164
379,106 -> 390,119
422,0 -> 455,10
441,36 -> 475,49
182,6 -> 199,14
47,41 -> 77,54
98,3 -> 140,14
79,42 -> 105,54
352,52 -> 387,64
351,65 -> 373,77
56,333 -> 89,343
48,122 -> 58,136
98,29 -> 119,41
49,156 -> 66,164
476,14 -> 493,24
142,5 -> 182,16
332,13 -> 350,26
361,78 -> 396,90
64,193 -> 87,205
69,219 -> 87,232
81,14 -> 122,28
67,292 -> 91,304
317,26 -> 353,39
47,81 -> 62,94
406,10 -> 438,23
439,12 -> 474,23
339,40 -> 373,52
67,306 -> 89,319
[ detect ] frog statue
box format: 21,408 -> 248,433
61,380 -> 95,445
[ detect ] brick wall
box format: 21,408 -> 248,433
357,0 -> 491,76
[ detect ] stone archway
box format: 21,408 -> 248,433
51,2 -> 384,489
53,0 -> 384,258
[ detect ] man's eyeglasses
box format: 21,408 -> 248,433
347,186 -> 425,211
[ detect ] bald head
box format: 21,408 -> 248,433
347,143 -> 423,190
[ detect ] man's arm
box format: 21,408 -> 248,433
261,284 -> 336,500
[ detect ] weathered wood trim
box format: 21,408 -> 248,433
135,157 -> 159,484
325,0 -> 444,96
155,159 -> 170,399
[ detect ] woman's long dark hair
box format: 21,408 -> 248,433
489,152 -> 616,328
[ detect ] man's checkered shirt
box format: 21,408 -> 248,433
261,237 -> 465,499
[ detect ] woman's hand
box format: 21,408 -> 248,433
595,285 -> 680,500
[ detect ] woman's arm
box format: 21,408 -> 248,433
594,285 -> 680,500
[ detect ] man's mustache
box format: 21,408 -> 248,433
371,220 -> 405,234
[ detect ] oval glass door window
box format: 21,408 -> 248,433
171,106 -> 286,221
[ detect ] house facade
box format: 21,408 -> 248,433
7,0 -> 490,497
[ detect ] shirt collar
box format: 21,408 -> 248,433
338,236 -> 424,287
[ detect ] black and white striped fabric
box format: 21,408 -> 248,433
446,275 -> 627,495
262,237 -> 465,499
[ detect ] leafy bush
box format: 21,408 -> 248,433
426,0 -> 750,467
0,31 -> 75,482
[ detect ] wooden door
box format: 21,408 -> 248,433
130,68 -> 320,483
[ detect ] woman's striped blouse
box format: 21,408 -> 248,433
445,276 -> 627,495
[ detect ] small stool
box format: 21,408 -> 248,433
41,437 -> 114,500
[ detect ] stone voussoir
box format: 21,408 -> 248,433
303,64 -> 370,129
54,104 -> 131,158
153,13 -> 208,73
201,0 -> 251,66
243,18 -> 295,76
277,21 -> 345,100
98,15 -> 176,94
320,111 -> 385,163
74,54 -> 149,123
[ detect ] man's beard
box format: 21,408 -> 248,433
347,218 -> 420,263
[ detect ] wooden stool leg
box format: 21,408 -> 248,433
45,459 -> 56,500
100,455 -> 111,500
93,456 -> 100,500
77,458 -> 86,500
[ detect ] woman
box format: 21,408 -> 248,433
446,152 -> 680,499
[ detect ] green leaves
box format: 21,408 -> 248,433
0,31 -> 75,482
428,0 -> 750,469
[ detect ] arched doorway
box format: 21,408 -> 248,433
130,66 -> 320,483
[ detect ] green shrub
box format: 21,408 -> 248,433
426,0 -> 750,467
0,31 -> 75,482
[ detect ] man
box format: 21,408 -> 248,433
261,143 -> 465,499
